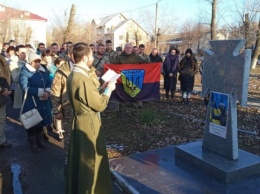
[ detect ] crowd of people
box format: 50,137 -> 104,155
0,39 -> 199,194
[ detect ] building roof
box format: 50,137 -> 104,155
92,13 -> 126,27
111,19 -> 149,35
0,4 -> 47,22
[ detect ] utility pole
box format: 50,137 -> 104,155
155,1 -> 158,48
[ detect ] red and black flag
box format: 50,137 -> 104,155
104,63 -> 161,102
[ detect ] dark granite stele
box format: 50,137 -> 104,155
175,140 -> 260,183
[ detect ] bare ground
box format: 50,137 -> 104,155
104,66 -> 260,158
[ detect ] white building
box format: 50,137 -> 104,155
0,4 -> 47,48
92,13 -> 149,49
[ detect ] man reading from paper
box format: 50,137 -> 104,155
66,43 -> 116,194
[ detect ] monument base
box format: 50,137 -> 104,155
175,140 -> 260,183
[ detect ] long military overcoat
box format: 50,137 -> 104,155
66,64 -> 112,194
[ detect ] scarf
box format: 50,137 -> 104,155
165,53 -> 178,70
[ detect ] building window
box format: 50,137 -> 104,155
119,35 -> 123,40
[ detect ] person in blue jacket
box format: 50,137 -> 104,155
19,53 -> 52,153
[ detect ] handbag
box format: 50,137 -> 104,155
19,90 -> 43,129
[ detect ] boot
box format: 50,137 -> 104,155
36,132 -> 50,149
182,98 -> 186,104
204,97 -> 209,106
165,91 -> 169,99
28,136 -> 40,153
170,90 -> 175,99
43,126 -> 49,141
186,98 -> 190,104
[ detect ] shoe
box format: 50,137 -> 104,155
36,132 -> 50,149
0,141 -> 12,148
43,127 -> 50,141
28,136 -> 40,153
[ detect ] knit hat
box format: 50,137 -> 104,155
28,53 -> 41,63
185,48 -> 193,55
116,47 -> 122,51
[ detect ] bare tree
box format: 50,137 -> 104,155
198,0 -> 218,40
126,32 -> 129,43
63,4 -> 76,43
210,0 -> 218,39
231,0 -> 260,69
251,19 -> 260,69
244,13 -> 251,48
24,27 -> 32,44
134,3 -> 178,48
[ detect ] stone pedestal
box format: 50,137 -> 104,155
175,141 -> 260,183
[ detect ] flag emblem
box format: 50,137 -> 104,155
121,69 -> 145,97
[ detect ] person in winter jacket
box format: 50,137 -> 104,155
19,53 -> 52,152
149,48 -> 163,63
163,47 -> 179,100
9,45 -> 27,109
179,48 -> 198,104
0,55 -> 12,148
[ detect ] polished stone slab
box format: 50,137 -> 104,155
175,141 -> 260,183
110,145 -> 260,194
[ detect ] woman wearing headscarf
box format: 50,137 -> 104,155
163,47 -> 179,101
19,53 -> 52,152
179,48 -> 198,104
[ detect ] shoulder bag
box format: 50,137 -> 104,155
19,89 -> 43,129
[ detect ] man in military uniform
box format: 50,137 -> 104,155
51,45 -> 75,166
89,44 -> 96,54
116,43 -> 150,108
50,42 -> 59,59
116,46 -> 122,56
59,41 -> 73,61
138,44 -> 150,62
133,46 -> 139,55
116,43 -> 149,64
93,43 -> 110,77
105,40 -> 118,64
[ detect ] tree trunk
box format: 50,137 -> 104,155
244,13 -> 251,49
251,19 -> 260,69
25,27 -> 32,44
126,32 -> 129,43
135,32 -> 138,46
210,0 -> 217,40
63,4 -> 76,43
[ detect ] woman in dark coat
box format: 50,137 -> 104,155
19,53 -> 52,152
149,48 -> 163,63
179,48 -> 198,104
163,47 -> 179,100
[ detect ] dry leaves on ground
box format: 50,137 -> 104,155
103,72 -> 260,159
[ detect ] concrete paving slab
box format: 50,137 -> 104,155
110,145 -> 260,194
